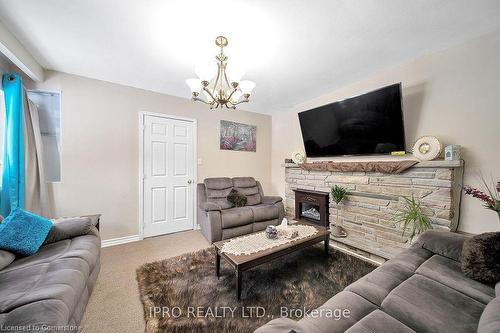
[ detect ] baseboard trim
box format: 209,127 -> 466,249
330,243 -> 384,266
101,235 -> 141,248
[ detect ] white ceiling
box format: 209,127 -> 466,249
1,0 -> 500,114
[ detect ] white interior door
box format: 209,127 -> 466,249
142,114 -> 196,237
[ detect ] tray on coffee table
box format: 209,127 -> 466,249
213,221 -> 330,300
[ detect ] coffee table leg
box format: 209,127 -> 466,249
324,236 -> 330,255
215,250 -> 220,279
236,269 -> 242,300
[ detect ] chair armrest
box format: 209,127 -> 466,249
43,217 -> 96,244
261,196 -> 283,204
199,202 -> 222,212
413,230 -> 469,261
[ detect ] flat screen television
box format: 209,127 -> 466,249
298,83 -> 405,157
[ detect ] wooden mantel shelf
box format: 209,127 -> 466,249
283,159 -> 463,169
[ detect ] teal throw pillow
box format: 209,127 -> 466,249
0,208 -> 53,256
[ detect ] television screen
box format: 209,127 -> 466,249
298,83 -> 405,157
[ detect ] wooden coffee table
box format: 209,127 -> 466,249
213,222 -> 330,300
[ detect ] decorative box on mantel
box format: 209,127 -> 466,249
283,159 -> 464,262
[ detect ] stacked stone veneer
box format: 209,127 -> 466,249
284,161 -> 464,258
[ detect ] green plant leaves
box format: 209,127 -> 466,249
330,185 -> 347,204
393,195 -> 433,242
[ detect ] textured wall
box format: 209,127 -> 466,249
272,30 -> 500,234
285,163 -> 462,258
28,71 -> 272,241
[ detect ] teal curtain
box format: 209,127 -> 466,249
1,73 -> 24,216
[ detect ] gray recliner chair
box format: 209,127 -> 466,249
197,177 -> 285,243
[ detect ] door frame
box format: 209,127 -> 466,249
138,111 -> 198,239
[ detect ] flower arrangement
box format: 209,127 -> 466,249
463,179 -> 500,222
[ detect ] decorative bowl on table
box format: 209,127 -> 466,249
265,226 -> 278,239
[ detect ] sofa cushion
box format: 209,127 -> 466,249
254,317 -> 306,333
461,232 -> 500,284
0,250 -> 15,270
249,204 -> 279,222
232,177 -> 262,206
346,247 -> 432,306
254,219 -> 279,232
0,234 -> 100,325
381,274 -> 485,333
204,177 -> 233,209
414,230 -> 467,261
478,296 -> 500,333
345,310 -> 415,333
298,291 -> 378,333
416,255 -> 495,304
220,207 -> 254,229
44,217 -> 94,245
221,224 -> 254,240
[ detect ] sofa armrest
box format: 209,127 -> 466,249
43,217 -> 97,245
413,230 -> 469,261
200,202 -> 222,212
261,196 -> 283,204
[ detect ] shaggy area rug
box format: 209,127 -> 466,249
136,245 -> 376,333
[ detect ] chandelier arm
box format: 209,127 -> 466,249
231,98 -> 250,106
212,62 -> 222,97
226,87 -> 238,101
226,100 -> 237,109
223,70 -> 232,89
192,96 -> 212,105
202,86 -> 217,103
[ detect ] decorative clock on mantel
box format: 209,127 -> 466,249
412,136 -> 442,161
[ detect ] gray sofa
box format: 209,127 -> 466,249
0,216 -> 101,332
198,177 -> 285,243
256,230 -> 500,333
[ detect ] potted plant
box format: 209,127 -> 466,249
330,185 -> 347,238
464,180 -> 500,223
393,195 -> 433,243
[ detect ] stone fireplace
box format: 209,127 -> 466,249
284,160 -> 464,261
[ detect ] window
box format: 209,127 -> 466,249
27,90 -> 62,182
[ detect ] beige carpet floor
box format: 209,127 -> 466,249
80,230 -> 210,333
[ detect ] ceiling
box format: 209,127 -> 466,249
1,0 -> 500,114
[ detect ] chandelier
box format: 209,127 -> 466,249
186,36 -> 255,109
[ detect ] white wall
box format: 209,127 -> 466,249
271,30 -> 500,234
29,71 -> 272,241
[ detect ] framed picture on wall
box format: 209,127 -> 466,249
220,120 -> 257,152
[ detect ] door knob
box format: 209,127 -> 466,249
187,180 -> 192,184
